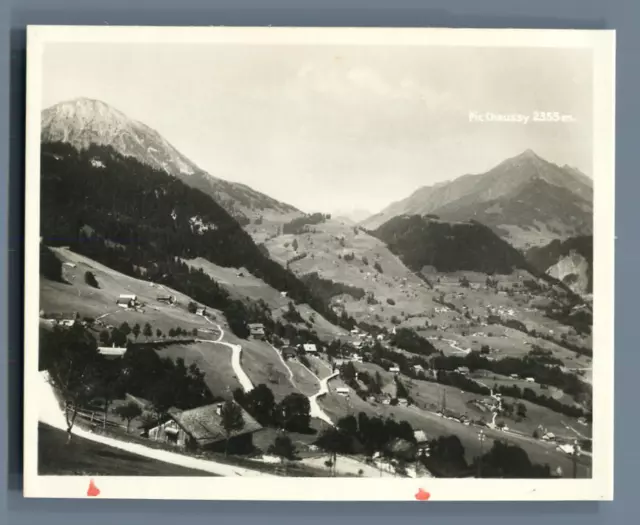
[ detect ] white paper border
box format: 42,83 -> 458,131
23,25 -> 616,501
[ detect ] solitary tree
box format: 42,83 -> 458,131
220,400 -> 245,456
277,393 -> 311,432
243,384 -> 275,426
516,402 -> 527,418
148,381 -> 175,439
156,328 -> 163,338
132,323 -> 141,340
268,434 -> 297,474
43,325 -> 101,442
99,329 -> 110,345
119,322 -> 132,338
114,401 -> 143,433
187,301 -> 198,314
143,322 -> 153,340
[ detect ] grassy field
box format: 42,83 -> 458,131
223,335 -> 299,401
184,257 -> 351,343
287,360 -> 321,397
353,361 -> 590,439
156,342 -> 241,398
263,219 -> 440,327
314,363 -> 591,478
42,248 -> 212,337
38,423 -> 216,476
307,355 -> 334,379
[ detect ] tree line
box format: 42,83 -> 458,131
40,142 -> 353,337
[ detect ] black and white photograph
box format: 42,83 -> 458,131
23,26 -> 615,500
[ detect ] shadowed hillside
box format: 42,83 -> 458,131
372,215 -> 529,275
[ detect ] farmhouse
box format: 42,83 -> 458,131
117,294 -> 137,308
281,346 -> 297,359
248,323 -> 265,340
413,364 -> 425,373
148,402 -> 262,454
157,295 -> 176,304
47,312 -> 79,327
302,343 -> 318,353
335,387 -> 349,396
456,366 -> 470,376
388,366 -> 400,374
525,377 -> 535,383
98,345 -> 127,359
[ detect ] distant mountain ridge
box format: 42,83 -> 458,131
361,150 -> 593,248
41,98 -> 302,225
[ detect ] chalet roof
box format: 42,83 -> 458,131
125,393 -> 152,410
167,403 -> 262,446
248,323 -> 265,329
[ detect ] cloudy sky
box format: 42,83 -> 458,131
42,42 -> 593,216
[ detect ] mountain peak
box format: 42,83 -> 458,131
44,97 -> 130,125
41,96 -> 302,224
520,148 -> 539,159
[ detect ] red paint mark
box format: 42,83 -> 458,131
415,488 -> 431,501
87,479 -> 101,497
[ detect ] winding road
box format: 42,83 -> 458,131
308,372 -> 339,426
37,371 -> 272,477
428,336 -> 471,355
197,317 -> 254,393
266,342 -> 336,426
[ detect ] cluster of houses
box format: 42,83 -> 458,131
279,343 -> 319,360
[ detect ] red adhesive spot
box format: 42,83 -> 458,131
87,479 -> 101,497
415,488 -> 431,501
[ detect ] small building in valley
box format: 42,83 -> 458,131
196,306 -> 207,316
302,343 -> 318,353
336,387 -> 350,396
414,430 -> 428,445
157,295 -> 176,305
248,323 -> 265,340
148,402 -> 263,454
281,346 -> 297,359
117,294 -> 138,308
388,366 -> 400,374
98,345 -> 127,359
456,366 -> 470,376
